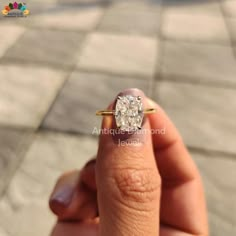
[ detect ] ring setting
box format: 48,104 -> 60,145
96,95 -> 156,132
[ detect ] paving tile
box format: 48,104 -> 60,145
43,71 -> 150,134
0,225 -> 9,236
154,82 -> 236,153
192,152 -> 236,236
0,24 -> 25,58
163,0 -> 222,16
78,33 -> 159,77
161,41 -> 236,85
0,132 -> 96,236
30,5 -> 104,31
25,2 -> 58,16
162,1 -> 229,43
162,13 -> 230,43
4,29 -> 83,67
58,0 -> 108,4
222,0 -> 236,17
0,127 -> 32,197
98,1 -> 161,35
20,132 -> 97,187
32,0 -> 57,3
0,65 -> 66,128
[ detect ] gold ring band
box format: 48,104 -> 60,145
96,108 -> 156,116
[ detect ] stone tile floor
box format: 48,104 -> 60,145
0,0 -> 235,235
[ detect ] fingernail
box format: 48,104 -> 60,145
112,88 -> 148,144
84,159 -> 96,168
50,185 -> 74,210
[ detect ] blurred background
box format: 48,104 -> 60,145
0,0 -> 236,235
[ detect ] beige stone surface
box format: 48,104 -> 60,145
222,0 -> 236,17
43,71 -> 150,134
0,24 -> 25,58
0,226 -> 9,236
163,1 -> 222,16
31,0 -> 57,2
0,65 -> 66,128
193,152 -> 236,236
155,81 -> 236,153
161,41 -> 236,84
109,1 -> 161,11
162,13 -> 230,43
228,18 -> 236,43
58,0 -> 106,4
30,6 -> 104,31
4,29 -> 83,67
0,132 -> 97,236
0,127 -> 33,197
98,0 -> 161,35
78,33 -> 159,77
0,1 -> 236,235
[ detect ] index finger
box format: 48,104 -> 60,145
148,98 -> 199,182
148,98 -> 208,235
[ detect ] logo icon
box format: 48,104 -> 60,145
2,2 -> 30,17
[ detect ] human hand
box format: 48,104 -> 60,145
49,89 -> 208,236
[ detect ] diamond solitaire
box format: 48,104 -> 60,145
115,95 -> 143,131
96,94 -> 156,131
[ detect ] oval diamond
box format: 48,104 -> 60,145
115,95 -> 144,131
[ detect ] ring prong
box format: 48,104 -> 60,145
117,96 -> 122,100
137,96 -> 141,100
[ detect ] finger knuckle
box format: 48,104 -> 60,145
112,167 -> 161,205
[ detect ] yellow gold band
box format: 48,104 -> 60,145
96,108 -> 156,116
95,110 -> 114,116
143,108 -> 157,114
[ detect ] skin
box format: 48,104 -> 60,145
49,89 -> 208,236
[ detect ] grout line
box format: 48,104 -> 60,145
37,33 -> 90,130
147,1 -> 163,97
72,67 -> 154,81
39,126 -> 99,140
0,57 -> 154,80
7,22 -> 233,48
93,0 -> 111,31
55,0 -> 110,7
37,70 -> 72,128
0,57 -> 75,71
1,26 -> 29,60
156,74 -> 236,90
2,4 -> 233,45
153,0 -> 233,47
6,21 -> 163,38
151,0 -> 166,100
13,19 -> 233,46
0,131 -> 37,200
0,123 -> 98,140
1,55 -> 236,90
218,0 -> 236,58
0,124 -> 36,133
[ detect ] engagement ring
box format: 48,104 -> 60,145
96,95 -> 156,132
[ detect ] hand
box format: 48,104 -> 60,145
49,89 -> 208,236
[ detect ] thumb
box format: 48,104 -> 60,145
96,89 -> 161,236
